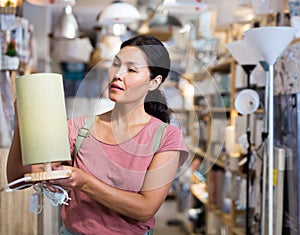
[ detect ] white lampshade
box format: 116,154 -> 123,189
244,26 -> 297,65
98,1 -> 141,26
162,0 -> 208,16
26,0 -> 75,7
226,40 -> 259,65
234,89 -> 260,115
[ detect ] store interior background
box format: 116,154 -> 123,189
1,0 -> 300,235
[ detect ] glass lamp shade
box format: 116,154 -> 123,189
226,40 -> 259,65
98,1 -> 141,26
53,5 -> 79,39
244,26 -> 297,65
26,0 -> 75,7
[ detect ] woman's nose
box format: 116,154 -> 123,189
114,67 -> 126,79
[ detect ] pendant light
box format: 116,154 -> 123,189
26,0 -> 75,7
97,0 -> 141,26
53,5 -> 79,39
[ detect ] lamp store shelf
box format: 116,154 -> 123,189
207,205 -> 245,235
208,58 -> 235,74
189,182 -> 245,235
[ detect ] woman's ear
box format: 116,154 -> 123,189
149,75 -> 162,91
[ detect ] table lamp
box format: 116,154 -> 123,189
15,73 -> 71,182
226,39 -> 260,235
244,26 -> 296,235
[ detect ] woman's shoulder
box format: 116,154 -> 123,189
149,116 -> 183,137
67,115 -> 96,130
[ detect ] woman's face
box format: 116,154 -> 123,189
108,46 -> 152,104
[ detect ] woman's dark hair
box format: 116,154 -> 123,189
120,35 -> 171,123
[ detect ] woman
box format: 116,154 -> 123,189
7,35 -> 189,235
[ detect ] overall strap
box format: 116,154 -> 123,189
72,115 -> 96,166
153,123 -> 168,153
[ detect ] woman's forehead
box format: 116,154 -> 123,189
117,46 -> 148,65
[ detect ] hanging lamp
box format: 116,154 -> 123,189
26,0 -> 75,7
97,0 -> 141,26
53,5 -> 79,39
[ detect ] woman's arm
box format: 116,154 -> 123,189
6,102 -> 60,184
50,150 -> 180,222
6,102 -> 32,183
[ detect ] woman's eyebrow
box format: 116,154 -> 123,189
114,55 -> 146,68
113,55 -> 121,62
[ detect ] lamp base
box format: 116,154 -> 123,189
24,169 -> 72,182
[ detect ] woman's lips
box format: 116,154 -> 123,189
110,84 -> 124,91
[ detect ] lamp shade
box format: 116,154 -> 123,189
226,40 -> 259,65
162,0 -> 208,16
16,73 -> 70,165
244,26 -> 297,65
234,89 -> 260,115
98,1 -> 141,26
26,0 -> 75,7
53,5 -> 79,39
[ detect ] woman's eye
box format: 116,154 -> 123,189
112,61 -> 120,67
128,67 -> 137,73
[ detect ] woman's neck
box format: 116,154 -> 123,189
110,102 -> 151,127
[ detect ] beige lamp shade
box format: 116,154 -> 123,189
16,73 -> 70,165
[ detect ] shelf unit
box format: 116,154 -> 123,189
183,58 -> 251,235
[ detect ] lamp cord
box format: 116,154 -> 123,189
1,177 -> 71,214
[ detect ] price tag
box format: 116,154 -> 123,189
273,169 -> 278,186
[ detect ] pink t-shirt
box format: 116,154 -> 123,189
61,116 -> 189,235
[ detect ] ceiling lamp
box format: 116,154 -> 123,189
98,0 -> 141,26
53,5 -> 79,39
26,0 -> 76,7
162,0 -> 209,16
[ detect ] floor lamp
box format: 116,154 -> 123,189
226,40 -> 260,235
244,26 -> 296,235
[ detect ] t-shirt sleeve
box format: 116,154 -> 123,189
157,125 -> 190,168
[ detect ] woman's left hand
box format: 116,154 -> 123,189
48,165 -> 89,191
